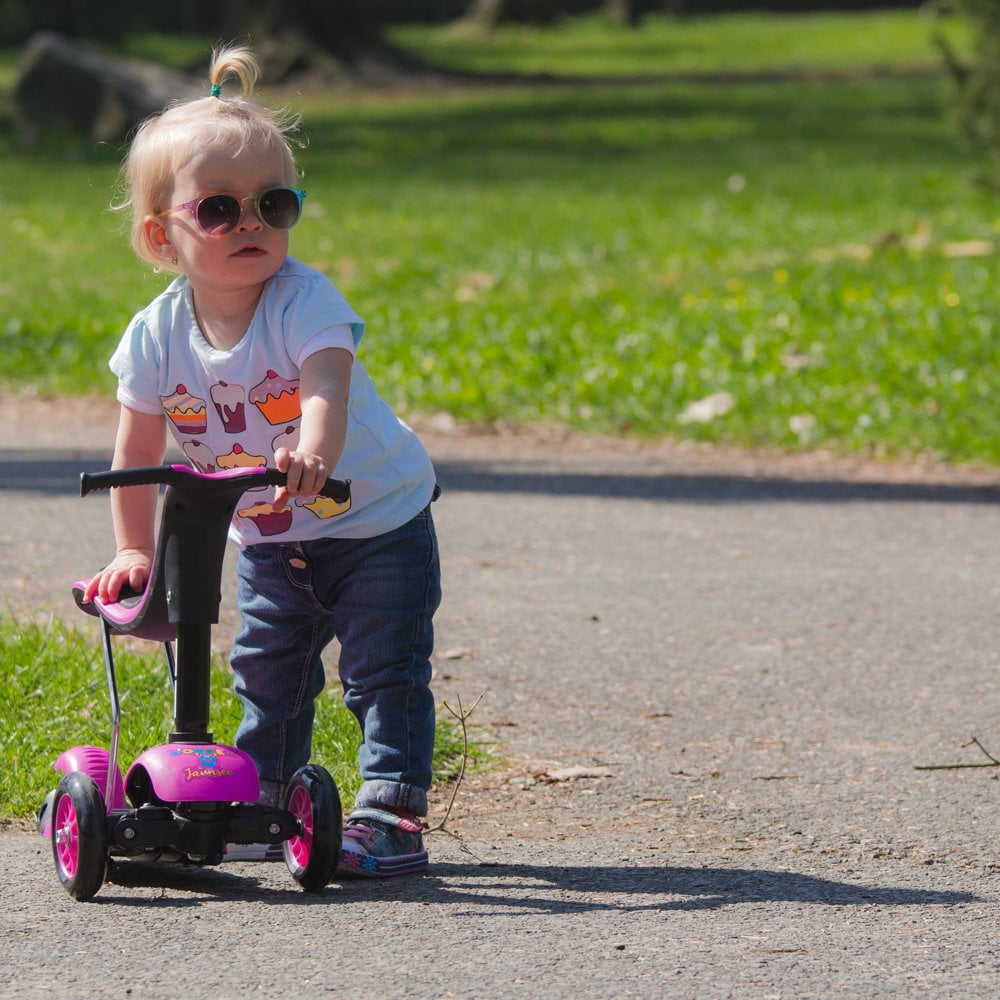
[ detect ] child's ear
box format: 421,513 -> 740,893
144,216 -> 174,261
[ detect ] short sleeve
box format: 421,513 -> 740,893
266,263 -> 365,367
295,323 -> 357,368
109,316 -> 164,415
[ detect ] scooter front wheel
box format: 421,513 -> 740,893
51,772 -> 108,901
282,764 -> 342,892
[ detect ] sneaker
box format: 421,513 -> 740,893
223,842 -> 284,862
338,807 -> 428,877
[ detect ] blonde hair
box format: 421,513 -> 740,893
117,45 -> 303,271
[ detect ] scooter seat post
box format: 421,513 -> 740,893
169,622 -> 214,743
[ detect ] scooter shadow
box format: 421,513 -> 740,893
98,858 -> 305,906
404,861 -> 983,914
96,857 -> 983,911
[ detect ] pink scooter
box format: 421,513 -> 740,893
38,464 -> 349,901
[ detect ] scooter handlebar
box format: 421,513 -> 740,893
80,464 -> 351,504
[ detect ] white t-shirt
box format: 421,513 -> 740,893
110,257 -> 436,548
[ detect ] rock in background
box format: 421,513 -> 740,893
12,33 -> 200,146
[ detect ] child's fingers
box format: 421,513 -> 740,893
102,569 -> 129,604
128,565 -> 150,595
84,560 -> 150,605
82,575 -> 99,604
273,449 -> 327,499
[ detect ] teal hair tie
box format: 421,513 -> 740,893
210,84 -> 221,97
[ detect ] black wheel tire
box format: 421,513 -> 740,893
51,772 -> 108,902
281,764 -> 342,892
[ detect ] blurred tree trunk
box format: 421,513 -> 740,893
935,0 -> 1000,183
215,0 -> 415,82
605,0 -> 641,26
453,0 -> 565,30
458,0 -> 507,29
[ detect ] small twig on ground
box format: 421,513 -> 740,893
914,735 -> 1000,771
427,690 -> 486,833
966,735 -> 1000,766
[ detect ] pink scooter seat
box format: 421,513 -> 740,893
69,464 -> 262,643
72,576 -> 175,642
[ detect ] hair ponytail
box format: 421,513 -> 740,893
208,45 -> 261,99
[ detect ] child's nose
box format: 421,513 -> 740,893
236,196 -> 264,230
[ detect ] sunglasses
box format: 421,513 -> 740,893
158,186 -> 306,236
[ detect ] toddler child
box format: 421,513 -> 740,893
84,44 -> 441,877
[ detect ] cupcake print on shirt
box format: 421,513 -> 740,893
271,424 -> 299,453
211,381 -> 247,434
250,370 -> 300,425
183,440 -> 216,473
216,443 -> 268,493
295,492 -> 351,520
233,428 -> 293,535
237,500 -> 293,537
161,384 -> 207,435
216,443 -> 268,471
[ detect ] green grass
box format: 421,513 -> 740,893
0,615 -> 480,820
2,10 -> 998,465
388,9 -> 971,78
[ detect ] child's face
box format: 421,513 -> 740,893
147,138 -> 295,294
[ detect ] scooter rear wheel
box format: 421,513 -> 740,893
51,772 -> 108,902
282,764 -> 342,892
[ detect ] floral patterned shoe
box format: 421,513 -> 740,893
338,807 -> 428,877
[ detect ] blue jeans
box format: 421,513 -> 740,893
230,506 -> 441,816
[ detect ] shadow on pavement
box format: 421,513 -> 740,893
3,451 -> 997,505
409,861 -> 983,913
434,461 -> 999,506
0,451 -> 114,496
66,856 -> 982,911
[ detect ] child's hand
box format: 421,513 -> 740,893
273,447 -> 329,512
81,548 -> 154,605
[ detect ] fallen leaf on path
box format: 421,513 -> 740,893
438,647 -> 476,660
941,240 -> 993,258
678,392 -> 736,425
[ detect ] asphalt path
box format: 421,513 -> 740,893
2,397 -> 1000,998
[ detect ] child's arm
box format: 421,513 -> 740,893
82,406 -> 167,604
273,346 -> 353,512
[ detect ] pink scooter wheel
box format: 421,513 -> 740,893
51,772 -> 108,902
282,764 -> 341,892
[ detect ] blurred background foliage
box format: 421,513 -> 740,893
3,2 -> 1000,464
0,1 -> 937,47
3,1 -> 998,169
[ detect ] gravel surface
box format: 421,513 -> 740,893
2,396 -> 1000,998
